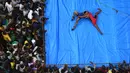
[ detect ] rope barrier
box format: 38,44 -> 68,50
96,0 -> 130,17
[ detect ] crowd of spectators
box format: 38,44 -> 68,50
1,60 -> 129,73
17,60 -> 129,73
55,61 -> 130,73
0,0 -> 47,73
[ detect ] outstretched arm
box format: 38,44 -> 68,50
78,15 -> 87,18
90,61 -> 96,71
71,17 -> 80,31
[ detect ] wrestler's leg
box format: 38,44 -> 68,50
94,8 -> 102,34
94,24 -> 103,35
94,8 -> 102,18
72,11 -> 79,21
72,17 -> 80,31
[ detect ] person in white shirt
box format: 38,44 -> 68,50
59,64 -> 68,73
32,0 -> 41,3
19,61 -> 25,73
11,0 -> 20,7
28,10 -> 33,20
5,1 -> 13,13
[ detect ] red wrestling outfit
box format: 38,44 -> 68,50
88,12 -> 97,26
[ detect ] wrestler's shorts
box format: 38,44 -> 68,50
91,18 -> 97,26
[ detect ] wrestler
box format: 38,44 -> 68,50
72,8 -> 103,35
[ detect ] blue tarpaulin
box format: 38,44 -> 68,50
45,0 -> 130,64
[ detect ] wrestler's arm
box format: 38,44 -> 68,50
78,15 -> 87,18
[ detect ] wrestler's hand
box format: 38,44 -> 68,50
72,28 -> 75,31
72,26 -> 76,31
72,28 -> 74,31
